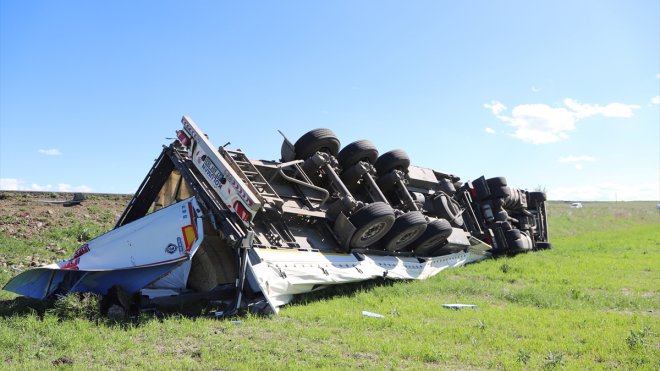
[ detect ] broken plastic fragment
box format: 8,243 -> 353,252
442,303 -> 477,309
362,310 -> 385,318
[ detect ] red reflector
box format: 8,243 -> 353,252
176,130 -> 191,147
182,225 -> 197,252
233,201 -> 250,222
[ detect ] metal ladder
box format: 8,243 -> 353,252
221,149 -> 283,207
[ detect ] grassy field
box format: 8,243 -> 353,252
0,199 -> 658,369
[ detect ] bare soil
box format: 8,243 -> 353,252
0,191 -> 131,241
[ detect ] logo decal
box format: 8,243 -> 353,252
60,258 -> 80,270
165,243 -> 178,254
72,244 -> 90,259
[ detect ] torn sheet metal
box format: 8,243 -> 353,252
442,304 -> 477,309
248,237 -> 491,311
3,198 -> 204,299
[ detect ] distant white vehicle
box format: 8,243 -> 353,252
570,202 -> 583,208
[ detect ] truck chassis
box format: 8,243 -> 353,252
4,116 -> 550,315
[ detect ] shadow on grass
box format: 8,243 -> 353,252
286,277 -> 397,307
1,278 -> 400,321
0,296 -> 53,317
0,291 -> 240,327
0,294 -> 150,329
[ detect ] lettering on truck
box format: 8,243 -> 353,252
193,148 -> 255,222
199,154 -> 226,188
182,116 -> 260,223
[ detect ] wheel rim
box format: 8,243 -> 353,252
418,235 -> 444,250
394,229 -> 422,246
359,221 -> 387,242
386,225 -> 426,251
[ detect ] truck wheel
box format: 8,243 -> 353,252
375,149 -> 410,175
337,140 -> 378,168
412,218 -> 453,256
505,228 -> 521,240
382,211 -> 427,251
294,128 -> 341,160
535,242 -> 552,250
528,191 -> 547,204
491,186 -> 512,199
504,229 -> 525,251
349,202 -> 396,248
432,193 -> 464,227
486,177 -> 507,188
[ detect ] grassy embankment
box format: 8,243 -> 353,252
0,200 -> 658,369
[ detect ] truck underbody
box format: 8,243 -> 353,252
4,116 -> 550,315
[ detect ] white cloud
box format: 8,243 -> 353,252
484,100 -> 507,115
559,155 -> 596,163
57,184 -> 93,192
0,178 -> 53,191
651,96 -> 660,105
560,156 -> 596,171
563,98 -> 639,118
0,178 -> 91,192
502,104 -> 576,144
656,73 -> 660,78
38,148 -> 61,156
485,98 -> 640,144
485,127 -> 496,134
548,182 -> 659,201
30,183 -> 53,191
0,178 -> 21,190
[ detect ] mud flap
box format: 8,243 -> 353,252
246,254 -> 281,314
332,212 -> 357,252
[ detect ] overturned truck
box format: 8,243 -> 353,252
4,117 -> 550,315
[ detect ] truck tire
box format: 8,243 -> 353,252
337,140 -> 378,168
504,229 -> 525,250
528,191 -> 547,204
535,242 -> 552,250
432,193 -> 464,227
502,188 -> 527,210
505,228 -> 521,240
490,186 -> 512,199
486,177 -> 507,188
382,211 -> 427,251
294,128 -> 341,160
375,149 -> 410,175
349,202 -> 396,248
412,218 -> 453,256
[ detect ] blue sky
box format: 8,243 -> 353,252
1,1 -> 658,201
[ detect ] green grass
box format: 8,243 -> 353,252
1,201 -> 658,369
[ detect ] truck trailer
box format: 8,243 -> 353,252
4,116 -> 550,315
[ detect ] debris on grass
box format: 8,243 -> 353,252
362,310 -> 385,318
